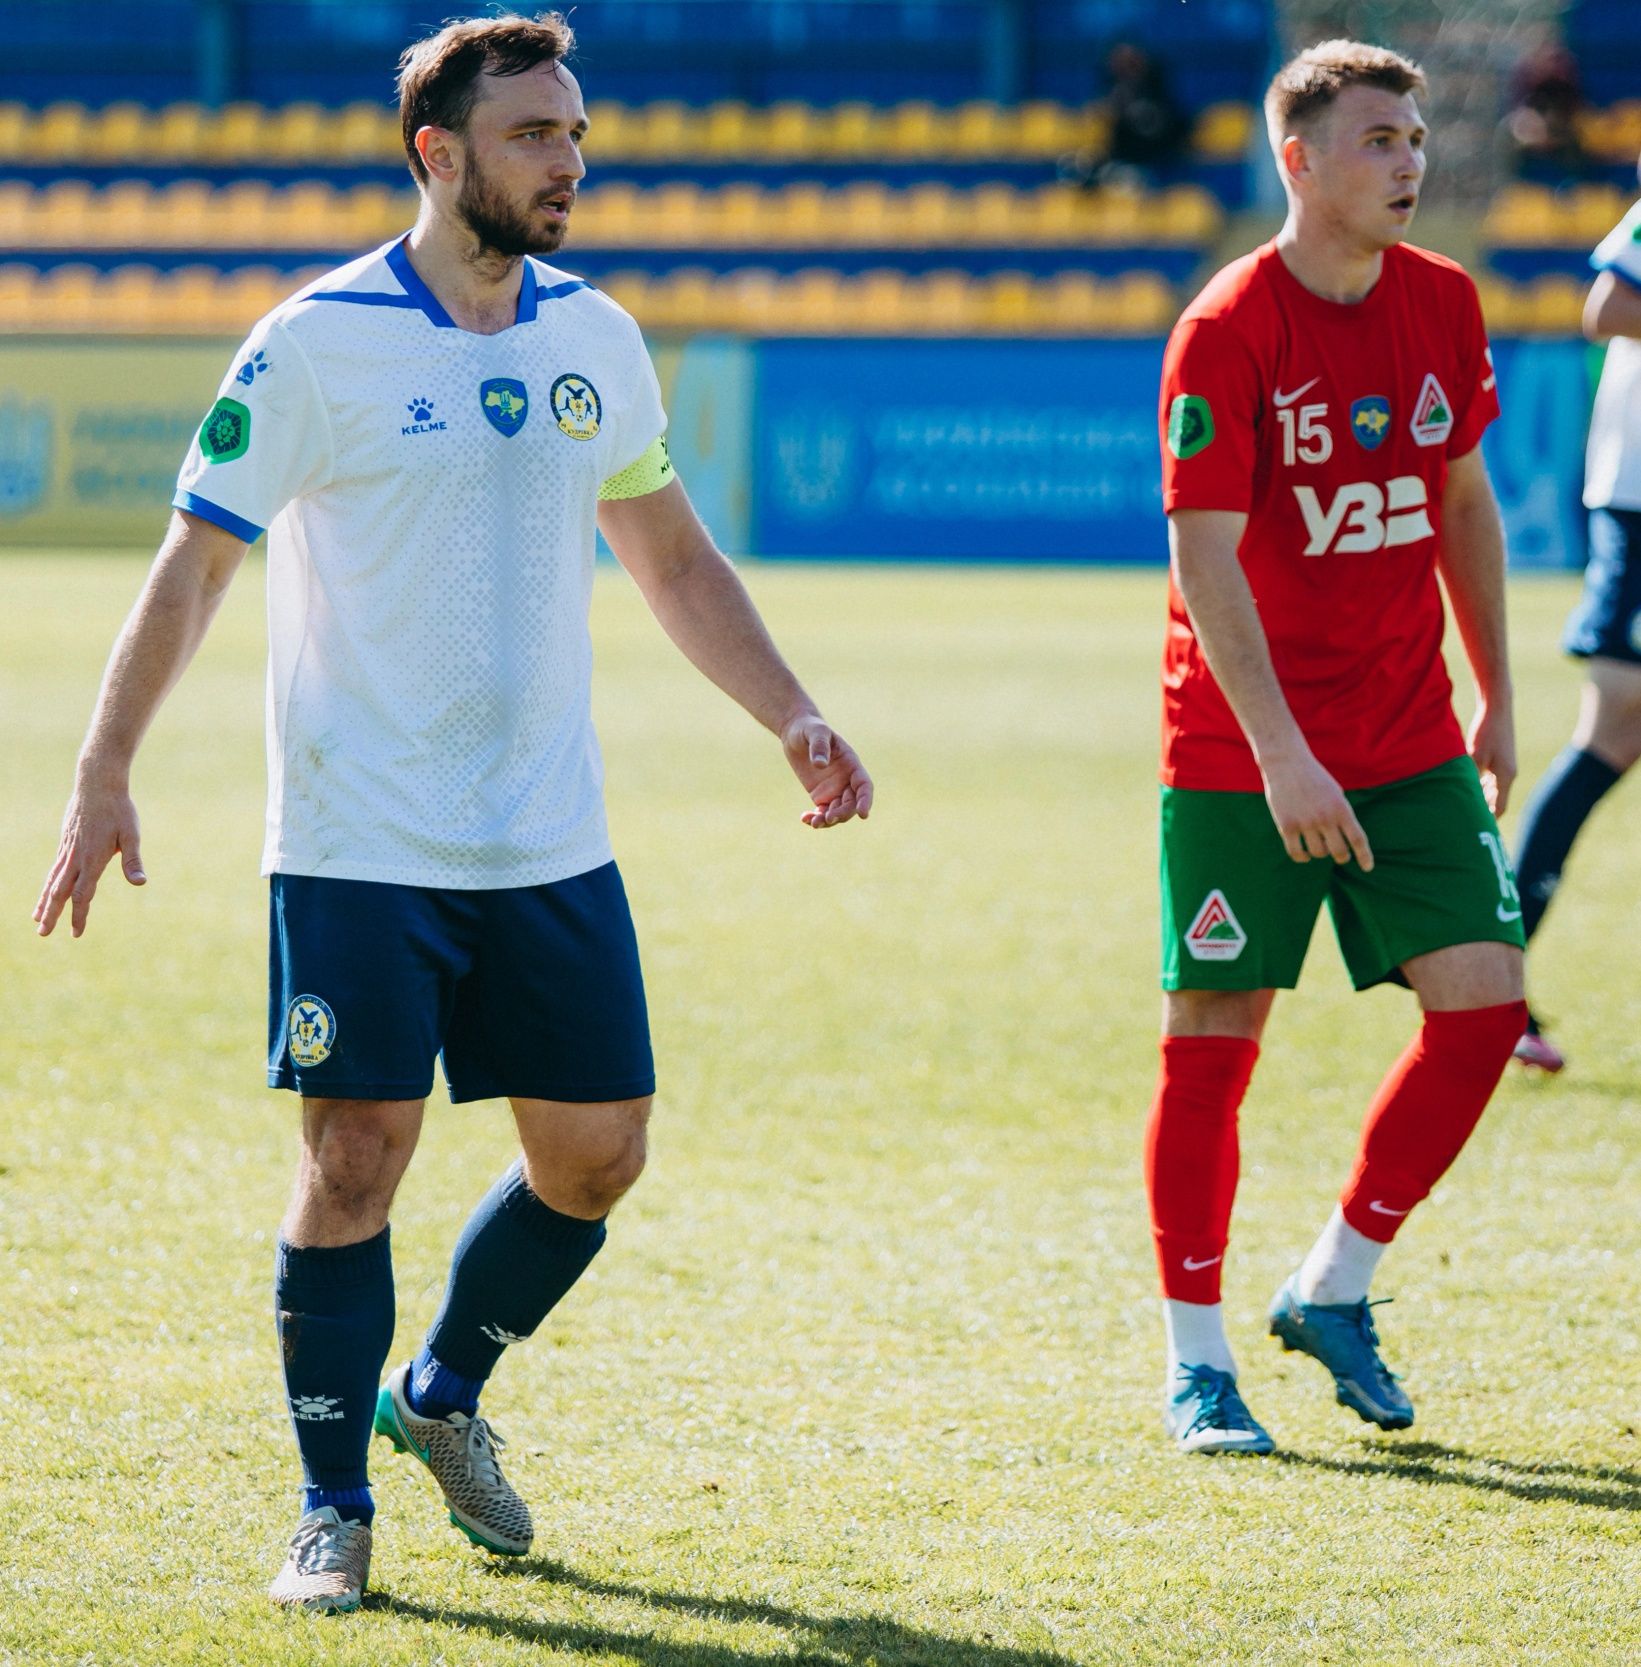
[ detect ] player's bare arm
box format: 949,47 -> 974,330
598,478 -> 873,828
1584,268 -> 1641,341
1167,507 -> 1372,869
35,510 -> 249,937
1438,445 -> 1515,814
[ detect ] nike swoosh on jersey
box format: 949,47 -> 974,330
1497,904 -> 1522,922
1272,377 -> 1322,408
1367,1201 -> 1410,1216
1182,1254 -> 1223,1270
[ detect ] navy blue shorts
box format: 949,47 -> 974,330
1564,506 -> 1641,665
268,862 -> 654,1104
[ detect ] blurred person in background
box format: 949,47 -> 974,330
1072,40 -> 1192,189
1502,31 -> 1588,183
1508,153 -> 1641,1073
35,9 -> 871,1615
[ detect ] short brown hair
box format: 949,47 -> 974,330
397,12 -> 576,183
1264,39 -> 1426,147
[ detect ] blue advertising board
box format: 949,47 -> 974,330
752,338 -> 1168,562
747,336 -> 1591,569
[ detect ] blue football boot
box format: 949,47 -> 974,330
1268,1275 -> 1414,1430
1163,1363 -> 1275,1455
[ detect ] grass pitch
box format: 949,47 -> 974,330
1,554 -> 1637,1667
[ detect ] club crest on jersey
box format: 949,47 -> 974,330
550,372 -> 602,441
200,396 -> 250,463
1409,373 -> 1453,447
1167,393 -> 1214,461
287,995 -> 336,1067
1350,396 -> 1391,450
480,378 -> 529,437
1184,889 -> 1246,962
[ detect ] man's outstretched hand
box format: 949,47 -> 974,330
782,715 -> 874,829
34,782 -> 146,938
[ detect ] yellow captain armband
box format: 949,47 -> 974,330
597,435 -> 675,501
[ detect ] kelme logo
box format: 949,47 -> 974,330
200,397 -> 250,463
1184,889 -> 1246,962
1167,394 -> 1214,461
480,377 -> 529,437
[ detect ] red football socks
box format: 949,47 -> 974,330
1339,1000 -> 1528,1243
1144,1034 -> 1260,1303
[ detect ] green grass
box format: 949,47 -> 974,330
1,554 -> 1637,1667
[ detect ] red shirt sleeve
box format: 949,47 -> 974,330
1445,276 -> 1501,458
1159,314 -> 1263,514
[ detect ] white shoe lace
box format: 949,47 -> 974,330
463,1416 -> 508,1491
290,1516 -> 364,1577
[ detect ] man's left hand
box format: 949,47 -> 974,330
782,715 -> 874,828
1468,699 -> 1517,815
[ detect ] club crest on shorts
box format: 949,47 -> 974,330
1184,889 -> 1247,961
1409,373 -> 1453,447
287,994 -> 336,1066
549,372 -> 601,440
480,378 -> 529,437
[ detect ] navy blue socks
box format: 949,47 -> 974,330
409,1162 -> 607,1419
275,1228 -> 395,1525
1513,747 -> 1622,941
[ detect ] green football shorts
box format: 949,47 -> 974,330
1160,756 -> 1527,992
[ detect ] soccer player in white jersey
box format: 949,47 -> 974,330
35,13 -> 872,1614
1508,155 -> 1641,1073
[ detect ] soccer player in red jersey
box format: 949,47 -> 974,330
1147,41 -> 1528,1453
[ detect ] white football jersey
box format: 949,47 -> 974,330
1586,200 -> 1641,512
173,237 -> 667,889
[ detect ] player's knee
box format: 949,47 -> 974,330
303,1107 -> 410,1214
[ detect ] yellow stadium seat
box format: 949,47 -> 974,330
1529,275 -> 1586,332
207,102 -> 269,162
701,101 -> 754,156
582,101 -> 630,157
949,101 -> 1007,157
0,104 -> 27,152
913,269 -> 979,334
822,102 -> 882,158
980,271 -> 1040,332
335,101 -> 396,162
1014,101 -> 1084,158
153,179 -> 214,245
710,181 -> 766,246
0,183 -> 30,245
577,180 -> 637,246
853,268 -> 911,330
885,101 -> 943,157
834,180 -> 894,243
902,182 -> 955,243
1194,102 -> 1253,158
34,102 -> 92,160
783,267 -> 850,333
633,101 -> 696,160
103,264 -> 163,330
763,101 -> 820,158
1156,185 -> 1219,241
152,102 -> 208,161
93,179 -> 158,247
41,262 -> 100,330
969,183 -> 1023,242
265,103 -> 328,162
340,182 -> 409,242
38,179 -> 93,245
0,265 -> 37,328
84,102 -> 152,162
772,181 -> 829,244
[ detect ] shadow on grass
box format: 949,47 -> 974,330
1274,1439 -> 1641,1511
373,1558 -> 1076,1665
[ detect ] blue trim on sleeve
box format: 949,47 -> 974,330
515,265 -> 539,325
385,236 -> 457,329
172,490 -> 264,544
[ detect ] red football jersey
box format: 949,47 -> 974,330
1157,240 -> 1500,791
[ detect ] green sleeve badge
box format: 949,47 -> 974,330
200,396 -> 251,464
1167,394 -> 1214,461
